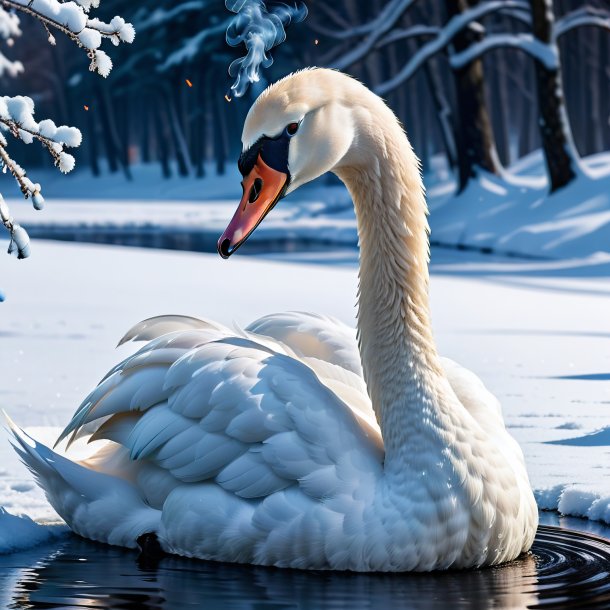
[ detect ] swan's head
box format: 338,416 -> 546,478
218,68 -> 370,258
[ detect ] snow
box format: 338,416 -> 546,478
375,0 -> 528,96
450,34 -> 558,70
77,27 -> 101,50
92,49 -> 112,78
430,152 -> 610,259
136,2 -> 205,32
555,6 -> 610,38
0,508 -> 66,554
1,238 -> 610,551
331,0 -> 416,71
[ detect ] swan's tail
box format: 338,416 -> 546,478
4,411 -> 160,548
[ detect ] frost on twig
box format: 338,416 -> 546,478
0,96 -> 82,257
0,0 -> 134,261
1,0 -> 135,77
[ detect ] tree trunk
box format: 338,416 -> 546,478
87,106 -> 100,177
166,88 -> 192,177
445,0 -> 501,191
214,91 -> 228,176
154,97 -> 172,179
530,0 -> 578,192
141,102 -> 151,165
424,59 -> 457,169
96,85 -> 119,174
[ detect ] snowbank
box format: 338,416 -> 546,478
430,152 -> 610,260
0,508 -> 66,554
536,485 -> 610,523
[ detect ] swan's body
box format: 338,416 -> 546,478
9,69 -> 537,571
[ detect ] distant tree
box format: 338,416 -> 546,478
449,1 -> 610,191
0,0 -> 133,258
324,0 -> 515,190
529,0 -> 577,191
443,0 -> 501,190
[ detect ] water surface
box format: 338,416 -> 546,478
0,523 -> 609,609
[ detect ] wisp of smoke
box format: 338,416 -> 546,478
225,0 -> 307,98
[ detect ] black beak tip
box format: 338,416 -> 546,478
218,238 -> 233,259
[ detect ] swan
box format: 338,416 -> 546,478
8,68 -> 537,572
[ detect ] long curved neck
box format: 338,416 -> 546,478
335,111 -> 453,471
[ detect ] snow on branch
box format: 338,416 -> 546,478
160,19 -> 229,72
555,6 -> 610,38
331,0 -> 417,70
450,33 -> 558,70
375,25 -> 440,51
497,7 -> 531,26
0,6 -> 23,77
375,0 -> 528,96
317,0 -> 414,43
0,96 -> 82,256
447,6 -> 610,71
0,0 -> 133,260
136,2 -> 204,33
2,0 -> 135,77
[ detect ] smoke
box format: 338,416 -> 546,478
225,0 -> 307,99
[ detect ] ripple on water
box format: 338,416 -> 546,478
0,525 -> 608,610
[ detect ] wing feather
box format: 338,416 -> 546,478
59,316 -> 383,506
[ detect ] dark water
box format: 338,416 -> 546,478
0,524 -> 609,610
25,225 -> 349,256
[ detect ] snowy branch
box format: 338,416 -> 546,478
375,0 -> 528,96
1,0 -> 135,77
0,6 -> 23,77
331,0 -> 417,70
0,0 -> 133,260
136,2 -> 205,32
319,0 -> 415,42
159,20 -> 229,72
450,34 -> 558,70
0,193 -> 30,259
497,7 -> 531,26
0,96 -> 82,258
448,6 -> 610,70
555,7 -> 610,38
375,25 -> 440,51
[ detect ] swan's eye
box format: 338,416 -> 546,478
286,122 -> 299,136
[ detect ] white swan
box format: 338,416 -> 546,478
8,68 -> 537,572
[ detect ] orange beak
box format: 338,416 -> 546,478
218,155 -> 289,258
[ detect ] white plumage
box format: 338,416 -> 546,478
8,68 -> 537,571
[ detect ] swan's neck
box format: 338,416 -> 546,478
335,118 -> 453,471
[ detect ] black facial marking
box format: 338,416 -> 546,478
238,137 -> 264,176
238,129 -> 292,177
260,133 -> 291,174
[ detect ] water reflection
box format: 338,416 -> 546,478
1,526 -> 609,610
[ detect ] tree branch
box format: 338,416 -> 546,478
1,0 -> 134,76
375,0 -> 528,96
330,0 -> 418,70
555,7 -> 610,38
450,33 -> 558,70
374,25 -> 440,51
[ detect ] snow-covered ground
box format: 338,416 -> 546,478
429,151 -> 610,260
0,239 -> 609,553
